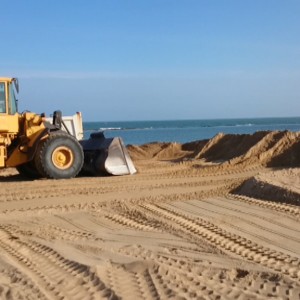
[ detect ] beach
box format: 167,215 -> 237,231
0,130 -> 300,299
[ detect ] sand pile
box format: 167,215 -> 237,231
128,130 -> 300,167
0,130 -> 300,299
234,168 -> 300,205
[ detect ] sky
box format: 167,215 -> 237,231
1,0 -> 299,121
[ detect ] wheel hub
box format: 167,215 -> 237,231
52,146 -> 74,170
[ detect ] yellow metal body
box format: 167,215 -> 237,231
0,78 -> 47,168
0,77 -> 136,177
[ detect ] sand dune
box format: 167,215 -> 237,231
0,131 -> 299,299
128,130 -> 300,167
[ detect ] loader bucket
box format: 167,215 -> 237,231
80,132 -> 136,176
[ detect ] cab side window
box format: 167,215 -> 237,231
0,83 -> 6,113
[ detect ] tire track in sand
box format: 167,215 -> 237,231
104,205 -> 300,299
0,225 -> 118,300
171,198 -> 300,255
139,203 -> 300,282
0,263 -> 47,300
228,194 -> 300,219
117,243 -> 300,300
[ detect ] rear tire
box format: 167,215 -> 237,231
34,132 -> 84,179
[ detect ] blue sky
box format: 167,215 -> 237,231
1,0 -> 299,121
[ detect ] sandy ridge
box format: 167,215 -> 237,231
128,130 -> 300,167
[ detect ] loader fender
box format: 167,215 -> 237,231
6,128 -> 49,167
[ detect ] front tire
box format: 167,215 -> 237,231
34,133 -> 84,179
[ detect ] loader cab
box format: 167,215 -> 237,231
0,78 -> 19,134
0,78 -> 18,115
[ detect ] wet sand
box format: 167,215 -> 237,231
0,131 -> 299,299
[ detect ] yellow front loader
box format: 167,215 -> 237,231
0,77 -> 136,179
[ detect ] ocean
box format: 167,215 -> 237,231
83,117 -> 300,145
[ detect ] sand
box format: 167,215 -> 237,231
0,130 -> 299,299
